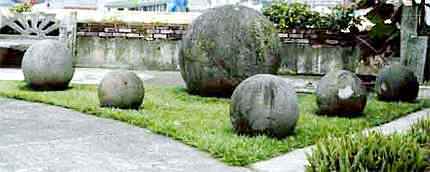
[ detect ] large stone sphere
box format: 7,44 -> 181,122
316,70 -> 367,116
22,39 -> 74,90
230,74 -> 299,138
375,64 -> 419,102
179,5 -> 281,97
98,71 -> 145,109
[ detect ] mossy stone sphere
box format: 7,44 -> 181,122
230,74 -> 299,138
179,5 -> 281,97
22,39 -> 74,90
316,70 -> 367,116
375,64 -> 419,102
98,71 -> 145,109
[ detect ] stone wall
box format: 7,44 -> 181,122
280,44 -> 360,75
74,22 -> 362,73
76,37 -> 179,70
75,22 -> 185,70
278,29 -> 360,75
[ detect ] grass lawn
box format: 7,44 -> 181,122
0,80 -> 429,166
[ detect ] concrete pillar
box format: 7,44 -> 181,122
401,5 -> 429,82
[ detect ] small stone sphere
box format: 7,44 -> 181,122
316,70 -> 367,116
375,64 -> 419,102
22,39 -> 74,90
230,74 -> 299,138
179,5 -> 281,97
98,71 -> 145,109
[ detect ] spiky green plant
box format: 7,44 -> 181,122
307,118 -> 430,172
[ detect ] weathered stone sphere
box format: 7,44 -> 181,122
316,70 -> 367,116
230,74 -> 299,138
375,64 -> 419,102
98,71 -> 145,109
22,39 -> 74,90
179,5 -> 281,97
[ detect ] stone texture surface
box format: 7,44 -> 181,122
251,109 -> 430,172
0,98 -> 250,172
22,39 -> 75,90
281,44 -> 361,75
75,38 -> 364,73
230,74 -> 299,138
316,70 -> 367,115
179,5 -> 281,97
76,37 -> 180,70
375,64 -> 419,102
98,71 -> 145,109
400,6 -> 429,82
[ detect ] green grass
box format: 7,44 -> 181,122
307,119 -> 430,172
0,80 -> 429,166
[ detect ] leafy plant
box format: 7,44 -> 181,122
306,118 -> 430,172
129,0 -> 141,6
263,2 -> 320,30
262,2 -> 358,32
325,5 -> 358,32
9,3 -> 32,13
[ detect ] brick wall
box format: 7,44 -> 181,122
278,29 -> 356,46
77,23 -> 188,41
77,23 -> 355,47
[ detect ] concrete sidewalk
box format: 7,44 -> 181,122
0,98 -> 250,172
0,68 -> 154,85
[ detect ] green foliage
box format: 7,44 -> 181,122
410,119 -> 430,145
129,0 -> 141,5
325,5 -> 358,32
9,3 -> 32,13
307,119 -> 430,172
262,2 -> 357,31
262,3 -> 320,30
0,80 -> 428,166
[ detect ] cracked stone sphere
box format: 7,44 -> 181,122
375,64 -> 419,102
98,71 -> 145,109
22,39 -> 74,90
316,70 -> 367,116
179,5 -> 281,97
230,74 -> 299,138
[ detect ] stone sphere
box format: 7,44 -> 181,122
179,5 -> 281,97
316,70 -> 367,116
98,71 -> 145,109
375,64 -> 419,102
230,74 -> 299,138
22,39 -> 74,90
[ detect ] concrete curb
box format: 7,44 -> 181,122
249,109 -> 430,172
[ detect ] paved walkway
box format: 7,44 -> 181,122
0,68 -> 313,88
0,68 -> 154,85
0,98 -> 250,172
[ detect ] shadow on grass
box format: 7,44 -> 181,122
18,84 -> 74,92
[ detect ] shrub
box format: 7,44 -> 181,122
262,2 -> 320,30
9,3 -> 32,13
262,2 -> 357,32
306,119 -> 430,172
325,5 -> 357,31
